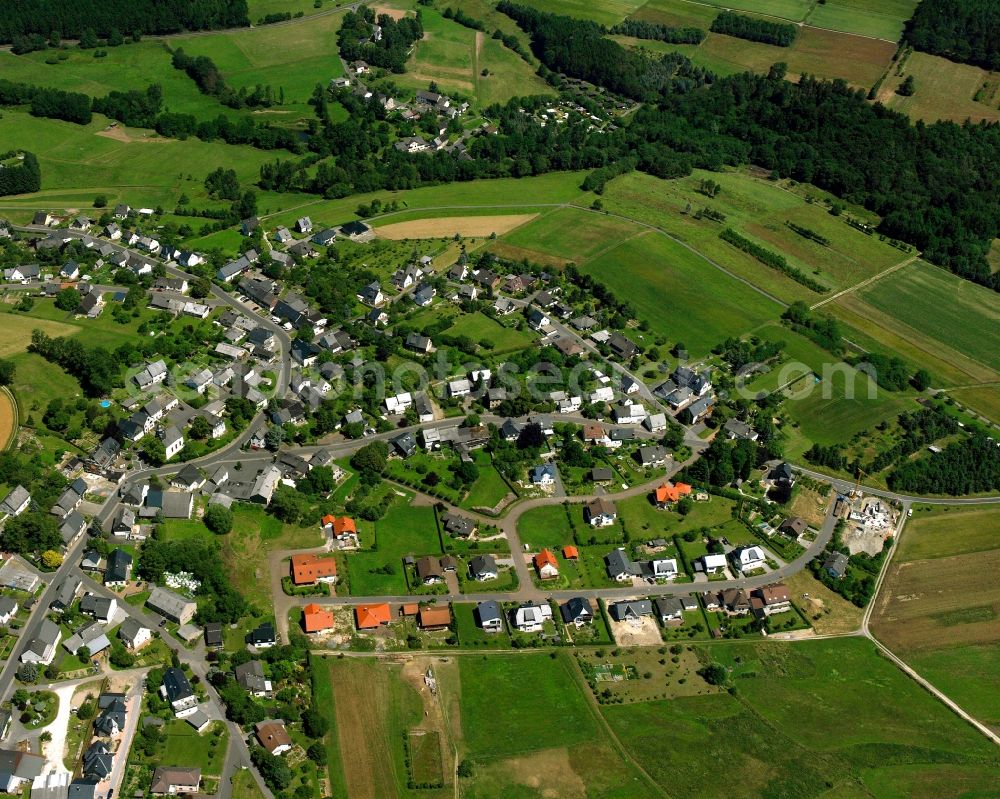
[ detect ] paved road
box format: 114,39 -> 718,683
792,466 -> 1000,505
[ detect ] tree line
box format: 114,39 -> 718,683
888,432 -> 1000,494
0,150 -> 41,196
904,0 -> 1000,71
0,0 -> 249,45
0,79 -> 92,124
609,19 -> 705,45
171,48 -> 279,109
710,11 -> 797,47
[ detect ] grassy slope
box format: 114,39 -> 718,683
605,637 -> 1000,798
871,505 -> 1000,726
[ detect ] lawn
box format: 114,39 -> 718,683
617,494 -> 735,541
502,0 -> 645,26
6,352 -> 84,426
453,602 -> 511,648
856,260 -> 1000,374
517,504 -> 576,550
579,230 -> 783,357
459,653 -> 599,761
446,312 -> 535,355
229,768 -> 267,799
0,310 -> 79,359
136,719 -> 228,775
345,496 -> 441,595
604,638 -> 1000,798
460,451 -> 512,512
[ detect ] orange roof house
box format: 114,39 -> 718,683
302,603 -> 334,633
330,516 -> 358,539
654,482 -> 692,506
401,603 -> 420,617
355,603 -> 392,629
534,549 -> 559,579
321,514 -> 336,528
562,546 -> 579,560
290,553 -> 338,585
418,605 -> 452,630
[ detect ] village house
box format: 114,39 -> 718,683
533,549 -> 560,580
584,498 -> 617,527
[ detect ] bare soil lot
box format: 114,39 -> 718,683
375,214 -> 537,239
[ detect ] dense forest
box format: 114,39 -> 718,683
887,433 -> 1000,494
337,6 -> 424,73
0,150 -> 41,196
905,0 -> 1000,70
0,0 -> 248,44
496,3 -> 1000,290
497,1 -> 714,101
710,11 -> 797,47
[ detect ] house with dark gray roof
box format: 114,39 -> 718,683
475,600 -> 503,633
609,599 -> 653,622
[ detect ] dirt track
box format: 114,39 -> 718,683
0,389 -> 16,450
376,214 -> 537,240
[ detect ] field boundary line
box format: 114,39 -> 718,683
864,505 -> 1000,747
811,255 -> 918,310
561,653 -> 672,799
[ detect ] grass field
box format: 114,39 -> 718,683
855,261 -> 1000,374
498,207 -> 644,266
319,657 -> 430,799
459,653 -> 599,760
605,637 -> 1000,798
871,505 -> 1000,726
600,169 -> 905,305
171,11 -> 347,123
580,230 -> 783,357
783,569 -> 863,635
804,0 -> 918,40
460,457 -> 511,511
0,111 -> 277,216
259,171 -> 591,232
6,352 -> 84,425
0,310 -> 80,358
445,311 -> 535,354
880,51 -> 1000,124
946,386 -> 1000,425
514,0 -> 646,25
346,496 -> 441,595
386,4 -> 553,107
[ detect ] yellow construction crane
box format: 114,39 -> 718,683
850,467 -> 866,499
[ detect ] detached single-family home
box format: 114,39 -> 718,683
823,552 -> 849,579
235,660 -> 273,697
104,548 -> 133,587
584,498 -> 617,527
354,603 -> 391,630
118,618 -> 152,650
80,594 -> 116,623
150,767 -> 201,796
0,597 -> 18,626
255,721 -> 292,756
533,549 -> 559,580
0,486 -> 31,517
779,517 -> 808,539
731,546 -> 767,574
147,586 -> 197,625
655,597 -> 685,624
246,622 -> 277,649
605,548 -> 640,582
511,602 -> 552,633
20,620 -> 62,665
468,554 -> 498,582
560,597 -> 593,627
476,601 -> 503,633
530,464 -> 557,486
654,481 -> 692,508
609,600 -> 653,622
751,584 -> 791,618
698,553 -> 728,575
302,603 -> 335,634
635,445 -> 670,468
290,553 -> 338,585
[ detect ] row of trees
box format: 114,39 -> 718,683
0,0 -> 249,44
710,11 -> 797,47
0,79 -> 92,124
609,19 -> 705,44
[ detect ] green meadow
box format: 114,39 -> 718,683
580,230 -> 783,357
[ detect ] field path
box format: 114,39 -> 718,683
811,254 -> 918,310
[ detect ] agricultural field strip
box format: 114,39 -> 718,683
635,0 -> 910,42
810,255 -> 918,309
